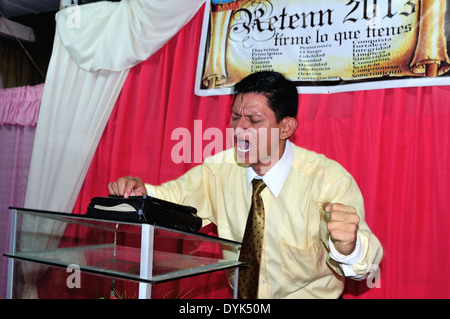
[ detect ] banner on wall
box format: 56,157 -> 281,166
195,0 -> 450,95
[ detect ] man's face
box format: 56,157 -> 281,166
230,93 -> 283,174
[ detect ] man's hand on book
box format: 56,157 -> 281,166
108,176 -> 148,198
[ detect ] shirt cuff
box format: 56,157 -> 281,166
328,235 -> 364,278
328,234 -> 362,265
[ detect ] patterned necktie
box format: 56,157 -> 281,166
238,179 -> 267,299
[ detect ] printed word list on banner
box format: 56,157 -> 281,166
195,0 -> 450,95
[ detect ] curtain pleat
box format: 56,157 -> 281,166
0,84 -> 44,126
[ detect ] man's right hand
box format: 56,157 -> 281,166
107,176 -> 147,198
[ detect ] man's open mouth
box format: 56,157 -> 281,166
236,139 -> 252,153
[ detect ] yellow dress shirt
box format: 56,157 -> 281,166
145,141 -> 383,298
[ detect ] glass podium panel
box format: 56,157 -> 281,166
5,208 -> 243,299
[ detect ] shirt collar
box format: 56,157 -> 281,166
246,139 -> 294,198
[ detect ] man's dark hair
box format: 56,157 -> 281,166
233,71 -> 298,122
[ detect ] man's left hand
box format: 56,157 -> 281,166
324,202 -> 360,256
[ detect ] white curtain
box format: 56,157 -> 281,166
25,0 -> 205,213
58,0 -> 207,72
24,33 -> 129,213
20,0 -> 205,298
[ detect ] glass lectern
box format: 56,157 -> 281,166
5,208 -> 243,299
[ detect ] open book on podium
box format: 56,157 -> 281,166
86,195 -> 202,233
5,199 -> 243,299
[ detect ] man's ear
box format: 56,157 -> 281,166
280,117 -> 297,140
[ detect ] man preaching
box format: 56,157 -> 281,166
108,71 -> 383,299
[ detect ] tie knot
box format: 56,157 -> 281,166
252,179 -> 266,196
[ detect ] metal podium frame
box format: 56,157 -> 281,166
5,207 -> 243,299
